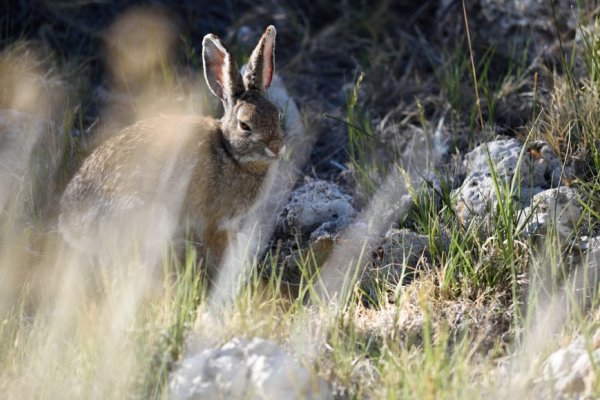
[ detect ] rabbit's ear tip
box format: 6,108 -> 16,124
202,34 -> 217,44
265,25 -> 276,36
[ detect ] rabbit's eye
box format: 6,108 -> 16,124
239,121 -> 252,132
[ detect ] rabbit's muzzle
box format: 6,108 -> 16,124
266,139 -> 283,158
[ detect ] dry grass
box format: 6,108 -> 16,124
1,1 -> 600,399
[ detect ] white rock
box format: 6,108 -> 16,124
278,180 -> 355,235
544,347 -> 586,380
519,187 -> 582,242
463,139 -> 523,179
542,334 -> 600,398
453,139 -> 564,226
170,337 -> 332,400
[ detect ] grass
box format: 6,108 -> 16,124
1,1 -> 600,399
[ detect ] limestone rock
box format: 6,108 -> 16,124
519,187 -> 582,242
542,332 -> 600,398
277,180 -> 355,236
453,139 -> 563,226
170,337 -> 332,400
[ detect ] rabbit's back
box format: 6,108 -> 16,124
59,115 -> 220,251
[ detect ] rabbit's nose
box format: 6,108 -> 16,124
267,139 -> 282,156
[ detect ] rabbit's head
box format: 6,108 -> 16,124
203,26 -> 283,171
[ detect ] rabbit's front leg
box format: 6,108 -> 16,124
203,221 -> 229,270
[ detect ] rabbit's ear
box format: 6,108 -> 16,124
202,34 -> 244,104
244,25 -> 276,92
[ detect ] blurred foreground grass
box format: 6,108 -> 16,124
1,1 -> 600,399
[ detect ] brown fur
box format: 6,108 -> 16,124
59,26 -> 283,266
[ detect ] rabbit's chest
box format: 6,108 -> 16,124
223,175 -> 263,213
210,172 -> 264,227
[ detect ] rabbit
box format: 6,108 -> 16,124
58,25 -> 284,268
